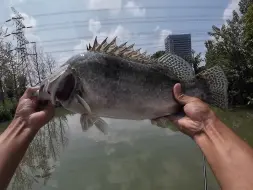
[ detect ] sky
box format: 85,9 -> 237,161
0,0 -> 241,65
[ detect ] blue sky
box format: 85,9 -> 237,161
0,0 -> 240,65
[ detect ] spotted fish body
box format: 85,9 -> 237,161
38,37 -> 228,133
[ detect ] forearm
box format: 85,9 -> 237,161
195,116 -> 253,190
0,118 -> 37,190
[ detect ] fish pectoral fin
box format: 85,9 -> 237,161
76,94 -> 92,114
80,114 -> 94,132
92,117 -> 109,135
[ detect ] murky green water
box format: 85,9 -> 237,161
1,108 -> 253,190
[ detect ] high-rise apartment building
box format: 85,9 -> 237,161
164,34 -> 192,59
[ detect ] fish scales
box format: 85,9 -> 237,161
66,52 -> 182,120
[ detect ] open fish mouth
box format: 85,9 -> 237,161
38,66 -> 76,105
55,73 -> 76,102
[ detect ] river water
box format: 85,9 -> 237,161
1,108 -> 253,190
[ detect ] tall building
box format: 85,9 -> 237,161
165,34 -> 192,59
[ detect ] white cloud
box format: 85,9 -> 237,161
88,19 -> 102,34
108,25 -> 131,41
74,39 -> 89,53
223,0 -> 240,20
20,13 -> 40,42
158,29 -> 172,48
21,13 -> 37,28
124,1 -> 146,17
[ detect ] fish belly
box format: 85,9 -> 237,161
91,96 -> 181,120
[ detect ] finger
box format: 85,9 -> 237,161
176,118 -> 203,136
39,102 -> 55,120
173,83 -> 198,105
32,102 -> 55,127
167,114 -> 184,124
21,87 -> 40,100
168,116 -> 193,131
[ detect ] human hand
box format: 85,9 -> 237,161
14,87 -> 55,132
153,83 -> 218,138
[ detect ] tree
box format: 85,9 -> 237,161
44,53 -> 56,76
243,4 -> 253,56
151,50 -> 165,59
205,0 -> 253,106
239,0 -> 253,14
185,50 -> 203,74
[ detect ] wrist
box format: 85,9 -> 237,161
1,117 -> 37,143
193,111 -> 221,143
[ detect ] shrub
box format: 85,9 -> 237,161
0,99 -> 18,122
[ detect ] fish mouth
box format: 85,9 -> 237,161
54,73 -> 76,102
38,68 -> 76,106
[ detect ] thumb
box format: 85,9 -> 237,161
173,83 -> 196,105
32,102 -> 55,127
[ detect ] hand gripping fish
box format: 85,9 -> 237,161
37,36 -> 228,134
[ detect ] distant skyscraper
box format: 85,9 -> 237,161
164,34 -> 192,59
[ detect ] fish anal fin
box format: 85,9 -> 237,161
80,114 -> 93,132
80,115 -> 109,134
92,117 -> 109,134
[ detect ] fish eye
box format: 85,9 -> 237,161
48,91 -> 51,95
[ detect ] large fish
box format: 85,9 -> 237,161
37,36 -> 228,133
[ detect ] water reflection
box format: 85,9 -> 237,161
8,112 -> 72,190
2,108 -> 253,190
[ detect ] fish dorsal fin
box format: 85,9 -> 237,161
87,36 -> 156,64
96,37 -> 108,51
91,37 -> 98,51
114,42 -> 128,55
88,43 -> 92,50
158,53 -> 195,81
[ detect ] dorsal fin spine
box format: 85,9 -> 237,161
87,36 -> 157,64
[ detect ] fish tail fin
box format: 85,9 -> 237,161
196,65 -> 228,109
80,114 -> 108,134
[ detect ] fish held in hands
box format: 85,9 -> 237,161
37,36 -> 228,133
